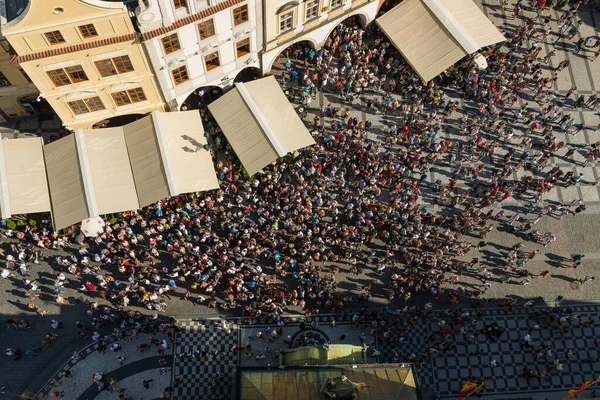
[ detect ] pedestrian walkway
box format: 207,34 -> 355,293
0,112 -> 62,140
173,320 -> 240,399
377,305 -> 600,398
35,325 -> 174,400
274,0 -> 600,210
166,304 -> 600,399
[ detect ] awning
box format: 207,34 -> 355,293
0,110 -> 219,231
0,138 -> 50,218
152,111 -> 220,195
209,75 -> 315,176
44,135 -> 90,232
376,0 -> 505,83
122,115 -> 170,208
79,127 -> 139,215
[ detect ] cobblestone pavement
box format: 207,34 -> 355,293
283,2 -> 600,212
172,1 -> 600,396
33,323 -> 175,400
173,320 -> 240,399
165,305 -> 600,400
0,112 -> 61,140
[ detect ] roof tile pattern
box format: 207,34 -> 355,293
10,33 -> 138,64
141,0 -> 246,41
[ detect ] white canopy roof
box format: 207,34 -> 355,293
122,115 -> 171,208
0,111 -> 219,231
44,135 -> 90,231
209,75 -> 315,176
0,137 -> 50,219
153,111 -> 220,195
78,127 -> 139,215
376,0 -> 505,82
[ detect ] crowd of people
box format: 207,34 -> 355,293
1,0 -> 599,396
1,0 -> 597,329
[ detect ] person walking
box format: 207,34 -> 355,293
572,253 -> 584,268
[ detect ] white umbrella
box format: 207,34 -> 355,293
80,217 -> 105,237
473,54 -> 488,70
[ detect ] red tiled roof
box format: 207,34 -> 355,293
10,33 -> 138,64
141,0 -> 246,41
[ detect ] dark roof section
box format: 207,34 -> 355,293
5,0 -> 29,22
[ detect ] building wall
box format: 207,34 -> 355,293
0,33 -> 39,121
2,0 -> 165,129
261,0 -> 379,72
137,0 -> 262,111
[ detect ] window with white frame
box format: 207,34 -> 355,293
279,11 -> 294,33
330,0 -> 343,8
306,0 -> 319,19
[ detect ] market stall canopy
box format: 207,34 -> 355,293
122,116 -> 170,208
44,134 -> 90,232
209,75 -> 315,176
376,0 -> 505,83
152,111 -> 219,196
0,111 -> 219,231
82,127 -> 139,215
0,137 -> 50,219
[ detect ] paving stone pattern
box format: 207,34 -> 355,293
35,324 -> 174,399
377,305 -> 600,398
0,112 -> 61,140
171,304 -> 600,399
173,320 -> 241,400
286,1 -> 600,212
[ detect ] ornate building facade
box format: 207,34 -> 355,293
2,0 -> 165,129
136,0 -> 263,111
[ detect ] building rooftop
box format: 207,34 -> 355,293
3,0 -> 28,22
1,0 -> 137,23
238,365 -> 421,400
280,344 -> 367,366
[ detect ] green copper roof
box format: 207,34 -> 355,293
281,344 -> 367,366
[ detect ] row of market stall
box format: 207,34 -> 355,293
376,0 -> 505,82
1,0 -> 506,231
1,76 -> 315,231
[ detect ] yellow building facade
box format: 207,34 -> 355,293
0,27 -> 40,122
2,0 -> 164,130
